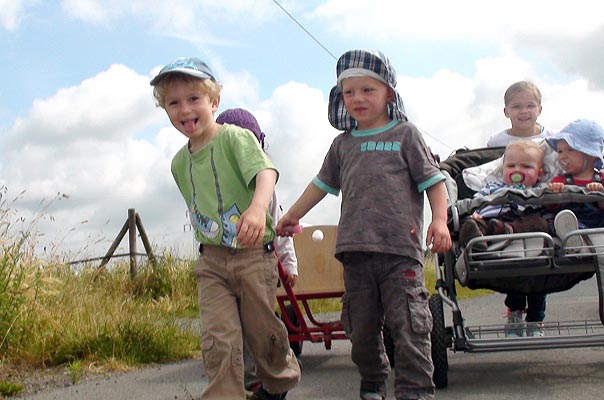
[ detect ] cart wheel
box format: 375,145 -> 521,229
283,304 -> 304,357
429,294 -> 448,389
383,325 -> 395,367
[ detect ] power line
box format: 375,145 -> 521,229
271,0 -> 337,60
271,1 -> 455,154
418,127 -> 456,153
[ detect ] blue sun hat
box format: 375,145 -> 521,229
150,57 -> 216,86
216,108 -> 265,149
546,119 -> 604,166
328,49 -> 407,131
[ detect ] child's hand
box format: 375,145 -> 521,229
426,219 -> 451,253
284,274 -> 298,287
237,204 -> 266,247
276,213 -> 300,237
550,182 -> 565,192
586,182 -> 604,191
471,212 -> 483,220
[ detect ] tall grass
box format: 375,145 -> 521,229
0,189 -> 200,395
1,258 -> 200,369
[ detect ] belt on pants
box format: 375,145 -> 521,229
198,241 -> 275,255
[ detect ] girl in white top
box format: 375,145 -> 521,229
487,81 -> 555,147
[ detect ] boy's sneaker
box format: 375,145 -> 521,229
460,219 -> 487,251
360,382 -> 386,400
249,387 -> 287,400
554,209 -> 583,251
526,322 -> 546,337
360,392 -> 385,400
504,309 -> 525,337
487,218 -> 514,235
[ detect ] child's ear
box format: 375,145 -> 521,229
503,107 -> 510,118
212,94 -> 221,111
387,88 -> 395,103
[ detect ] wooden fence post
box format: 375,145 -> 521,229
97,208 -> 157,278
135,212 -> 157,266
128,208 -> 137,279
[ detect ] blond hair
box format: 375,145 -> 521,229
504,139 -> 544,166
504,81 -> 542,106
152,73 -> 222,108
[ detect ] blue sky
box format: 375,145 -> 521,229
1,0 -> 604,260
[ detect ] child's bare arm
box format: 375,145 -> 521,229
425,181 -> 452,253
237,168 -> 277,247
276,182 -> 327,236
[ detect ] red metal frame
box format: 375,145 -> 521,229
275,251 -> 348,350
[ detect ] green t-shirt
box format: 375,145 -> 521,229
171,123 -> 277,248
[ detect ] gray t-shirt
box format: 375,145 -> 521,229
314,120 -> 445,263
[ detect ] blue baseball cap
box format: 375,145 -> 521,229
546,119 -> 604,163
150,57 -> 216,86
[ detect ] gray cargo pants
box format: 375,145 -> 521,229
339,252 -> 435,400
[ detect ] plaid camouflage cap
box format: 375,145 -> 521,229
328,49 -> 407,131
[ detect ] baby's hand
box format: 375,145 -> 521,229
550,182 -> 565,192
586,182 -> 604,191
471,212 -> 483,220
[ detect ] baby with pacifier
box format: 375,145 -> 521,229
459,139 -> 551,337
460,139 -> 550,250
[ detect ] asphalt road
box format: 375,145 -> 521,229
22,277 -> 604,400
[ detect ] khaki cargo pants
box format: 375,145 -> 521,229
195,245 -> 300,399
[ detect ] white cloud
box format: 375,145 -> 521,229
515,26 -> 604,90
0,0 -> 35,31
59,0 -> 276,43
258,81 -> 342,224
61,0 -> 111,23
308,1 -> 604,94
311,0 -> 604,41
1,63 -> 188,258
6,64 -> 161,148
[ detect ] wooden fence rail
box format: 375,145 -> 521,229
67,208 -> 156,279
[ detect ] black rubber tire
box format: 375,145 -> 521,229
383,325 -> 395,367
444,251 -> 458,297
429,294 -> 448,389
283,304 -> 304,357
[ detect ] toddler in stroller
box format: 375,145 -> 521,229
547,119 -> 604,238
458,139 -> 550,337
